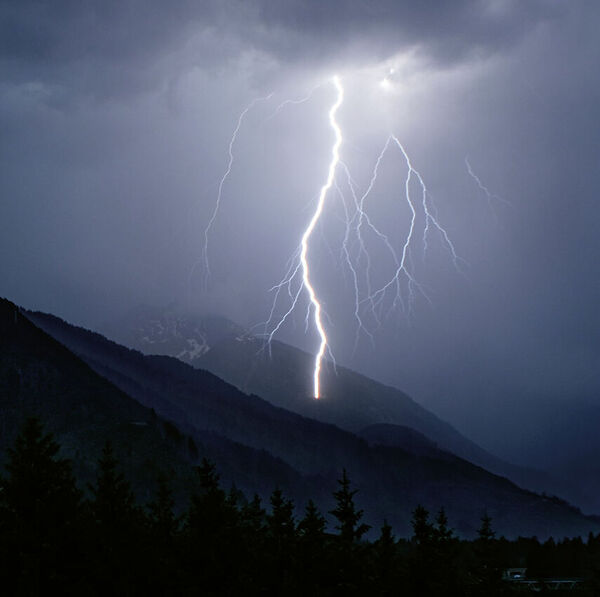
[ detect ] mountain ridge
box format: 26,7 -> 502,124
0,297 -> 315,508
104,306 -> 561,499
23,304 -> 600,539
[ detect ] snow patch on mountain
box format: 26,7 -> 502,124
177,336 -> 210,361
103,305 -> 247,365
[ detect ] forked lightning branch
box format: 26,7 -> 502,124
202,75 -> 467,399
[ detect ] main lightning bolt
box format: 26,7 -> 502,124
300,76 -> 343,398
204,73 -> 467,403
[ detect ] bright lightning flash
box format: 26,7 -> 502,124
202,73 -> 466,402
299,76 -> 343,398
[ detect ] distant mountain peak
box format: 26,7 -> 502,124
101,304 -> 245,366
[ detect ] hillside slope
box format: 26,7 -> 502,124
0,298 -> 309,506
104,307 -> 555,496
106,308 -> 469,446
27,307 -> 600,539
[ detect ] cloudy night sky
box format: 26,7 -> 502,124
1,0 -> 599,464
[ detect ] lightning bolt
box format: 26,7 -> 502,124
201,93 -> 272,288
300,76 -> 343,398
465,156 -> 510,219
261,84 -> 322,125
205,74 -> 466,402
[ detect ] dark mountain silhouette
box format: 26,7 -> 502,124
0,298 -> 312,506
359,423 -> 440,456
105,307 -> 560,498
508,401 -> 600,514
23,304 -> 600,539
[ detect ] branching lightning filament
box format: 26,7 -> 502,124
203,76 -> 464,401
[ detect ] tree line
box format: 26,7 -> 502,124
1,418 -> 599,596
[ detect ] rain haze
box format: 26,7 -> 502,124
1,0 -> 599,466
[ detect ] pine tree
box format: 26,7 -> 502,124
146,473 -> 182,593
267,488 -> 295,543
433,508 -> 461,596
89,441 -> 137,529
239,494 -> 267,592
474,512 -> 502,596
184,459 -> 241,594
408,505 -> 437,596
478,512 -> 495,542
0,417 -> 82,593
330,469 -> 370,544
266,488 -> 296,593
147,472 -> 178,542
240,493 -> 266,538
435,507 -> 453,542
329,470 -> 370,595
197,457 -> 220,493
298,499 -> 326,543
296,500 -> 329,595
187,458 -> 237,540
411,504 -> 434,547
87,441 -> 142,593
373,520 -> 400,596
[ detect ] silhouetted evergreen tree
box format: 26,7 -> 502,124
267,488 -> 295,542
408,505 -> 436,596
412,505 -> 434,546
145,473 -> 183,595
89,442 -> 137,529
373,520 -> 403,596
408,506 -> 463,596
87,441 -> 144,594
0,417 -> 83,594
148,473 -> 178,541
433,508 -> 461,596
329,469 -> 370,595
265,488 -> 296,594
330,469 -> 370,544
435,507 -> 453,542
240,493 -> 266,537
472,512 -> 503,596
184,458 -> 241,595
297,499 -> 329,594
239,494 -> 267,594
478,512 -> 495,542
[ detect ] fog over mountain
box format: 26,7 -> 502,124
1,1 -> 599,463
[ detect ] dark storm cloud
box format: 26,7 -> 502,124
253,0 -> 562,67
1,0 -> 562,99
0,1 -> 211,100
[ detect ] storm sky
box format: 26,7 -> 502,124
1,0 -> 599,463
